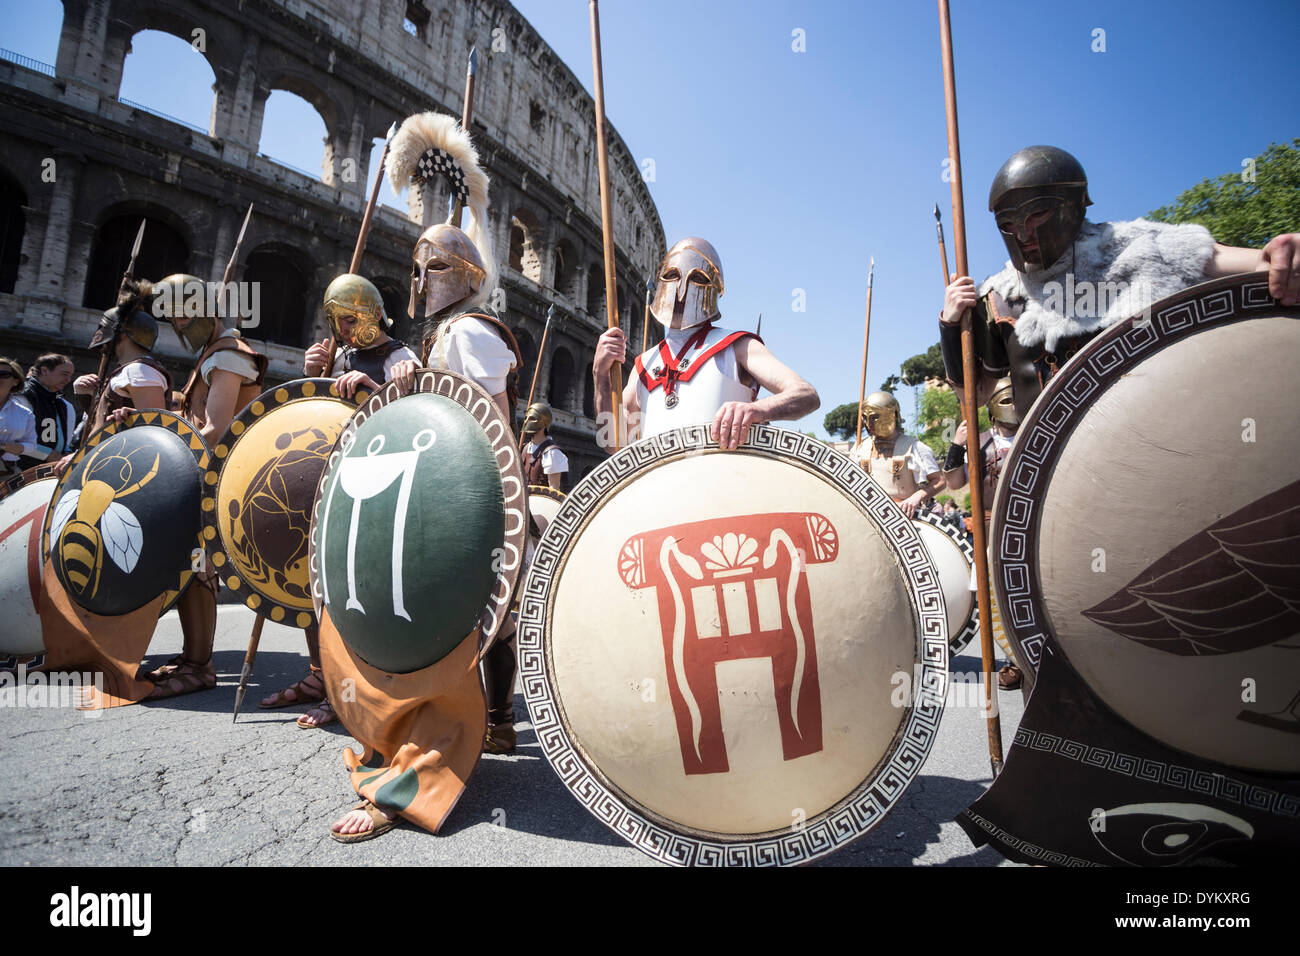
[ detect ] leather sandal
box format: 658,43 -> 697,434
329,801 -> 397,844
297,697 -> 338,729
259,667 -> 325,709
147,659 -> 217,699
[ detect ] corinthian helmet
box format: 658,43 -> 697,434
649,237 -> 723,330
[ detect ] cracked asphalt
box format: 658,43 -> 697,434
0,604 -> 1023,866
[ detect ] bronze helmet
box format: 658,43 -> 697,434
410,223 -> 487,320
987,377 -> 1020,428
649,237 -> 723,330
324,274 -> 388,349
153,273 -> 216,354
988,146 -> 1091,273
863,390 -> 901,440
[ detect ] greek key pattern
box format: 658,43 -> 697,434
958,809 -> 1103,867
306,370 -> 526,648
519,424 -> 948,866
1014,725 -> 1300,819
913,509 -> 980,653
991,276 -> 1297,675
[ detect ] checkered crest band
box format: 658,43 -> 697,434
413,148 -> 469,205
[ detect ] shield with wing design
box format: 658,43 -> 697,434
989,273 -> 1300,774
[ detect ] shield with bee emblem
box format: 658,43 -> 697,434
202,378 -> 368,629
519,424 -> 948,866
43,410 -> 209,616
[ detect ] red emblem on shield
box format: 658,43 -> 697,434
618,512 -> 837,775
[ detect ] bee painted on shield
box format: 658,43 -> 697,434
48,436 -> 160,600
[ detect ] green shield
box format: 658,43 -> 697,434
314,392 -> 504,673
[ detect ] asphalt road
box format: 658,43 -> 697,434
0,604 -> 1023,867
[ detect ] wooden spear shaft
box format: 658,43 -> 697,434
852,258 -> 875,456
588,0 -> 623,451
450,47 -> 478,228
520,305 -> 554,449
641,275 -> 653,355
939,0 -> 1004,776
232,616 -> 265,723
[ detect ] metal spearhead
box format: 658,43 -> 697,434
868,256 -> 875,288
125,218 -> 147,279
468,45 -> 478,76
756,312 -> 762,337
645,274 -> 654,299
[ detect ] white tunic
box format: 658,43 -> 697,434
634,325 -> 756,441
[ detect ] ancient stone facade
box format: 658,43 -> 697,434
0,0 -> 665,484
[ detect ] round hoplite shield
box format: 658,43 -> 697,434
527,483 -> 564,542
203,378 -> 368,628
43,411 -> 209,616
990,274 -> 1300,773
308,370 -> 526,673
912,510 -> 978,653
520,425 -> 948,866
0,464 -> 59,657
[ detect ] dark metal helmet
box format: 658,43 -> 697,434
88,306 -> 158,352
988,146 -> 1092,273
522,402 -> 553,437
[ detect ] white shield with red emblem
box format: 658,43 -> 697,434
519,425 -> 948,865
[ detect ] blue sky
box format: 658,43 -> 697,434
5,0 -> 1298,437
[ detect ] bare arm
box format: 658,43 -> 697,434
592,327 -> 637,453
733,336 -> 820,423
125,385 -> 167,411
199,368 -> 244,442
1205,233 -> 1300,305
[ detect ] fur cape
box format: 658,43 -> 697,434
979,219 -> 1216,351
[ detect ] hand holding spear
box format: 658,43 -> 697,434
588,0 -> 624,451
938,0 -> 1004,775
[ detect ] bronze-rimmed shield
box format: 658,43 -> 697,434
0,464 -> 59,660
43,411 -> 209,616
912,510 -> 979,654
519,424 -> 948,866
202,378 -> 368,629
308,369 -> 527,671
990,273 -> 1300,774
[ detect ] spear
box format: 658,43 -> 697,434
852,258 -> 875,458
324,122 -> 399,378
520,305 -> 554,449
756,312 -> 762,338
81,217 -> 146,447
934,203 -> 951,290
450,46 -> 479,228
232,617 -> 264,723
224,203 -> 254,289
641,275 -> 653,354
588,0 -> 624,450
938,0 -> 1003,776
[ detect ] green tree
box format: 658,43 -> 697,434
899,343 -> 946,386
1149,139 -> 1300,247
823,402 -> 859,440
917,385 -> 990,460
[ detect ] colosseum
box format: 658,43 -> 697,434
0,0 -> 665,482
